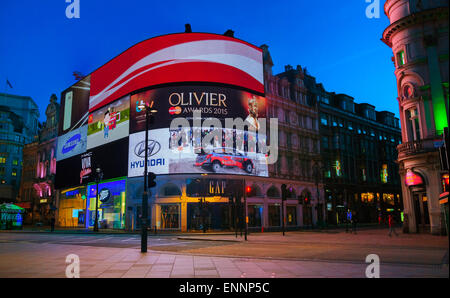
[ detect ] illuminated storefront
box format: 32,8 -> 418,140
58,186 -> 87,228
87,178 -> 126,229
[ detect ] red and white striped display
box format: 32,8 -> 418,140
89,33 -> 264,112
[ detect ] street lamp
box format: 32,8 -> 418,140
94,167 -> 103,232
138,100 -> 157,253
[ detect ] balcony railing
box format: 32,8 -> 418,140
397,138 -> 438,157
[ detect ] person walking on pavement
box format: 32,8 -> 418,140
50,216 -> 55,232
346,209 -> 352,233
388,213 -> 398,236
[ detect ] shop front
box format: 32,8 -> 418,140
58,186 -> 87,228
87,177 -> 126,229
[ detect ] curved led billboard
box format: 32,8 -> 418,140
89,33 -> 263,112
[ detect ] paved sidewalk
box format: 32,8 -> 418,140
0,241 -> 448,278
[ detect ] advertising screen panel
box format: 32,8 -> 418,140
55,138 -> 129,189
56,125 -> 88,161
130,85 -> 266,132
89,33 -> 263,112
128,128 -> 170,177
127,84 -> 268,177
87,95 -> 130,149
128,129 -> 268,177
59,75 -> 90,136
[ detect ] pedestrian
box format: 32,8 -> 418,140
388,213 -> 398,236
346,209 -> 352,233
50,216 -> 55,232
351,210 -> 357,234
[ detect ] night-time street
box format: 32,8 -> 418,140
0,228 -> 448,278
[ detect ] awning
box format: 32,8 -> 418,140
0,203 -> 25,214
15,202 -> 31,209
439,192 -> 449,205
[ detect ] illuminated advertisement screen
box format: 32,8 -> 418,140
128,128 -> 268,177
59,75 -> 90,136
55,138 -> 129,189
56,125 -> 88,161
89,33 -> 263,112
87,95 -> 130,149
130,85 -> 266,132
127,84 -> 268,177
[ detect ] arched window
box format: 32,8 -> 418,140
288,188 -> 297,199
267,186 -> 280,198
159,183 -> 182,197
249,184 -> 262,197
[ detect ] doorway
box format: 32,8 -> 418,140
413,192 -> 430,233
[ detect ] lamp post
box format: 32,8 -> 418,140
138,101 -> 157,253
94,167 -> 103,232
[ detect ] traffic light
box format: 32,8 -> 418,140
147,172 -> 156,188
245,186 -> 255,197
304,195 -> 309,204
281,184 -> 287,201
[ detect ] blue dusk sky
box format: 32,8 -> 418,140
0,0 -> 398,122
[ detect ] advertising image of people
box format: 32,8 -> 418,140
87,95 -> 130,149
127,85 -> 268,177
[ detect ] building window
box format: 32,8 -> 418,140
248,205 -> 263,227
159,183 -> 182,197
406,108 -> 421,141
320,114 -> 328,126
396,50 -> 406,67
268,205 -> 281,227
160,204 -> 180,229
286,206 -> 297,226
12,159 -> 18,166
12,168 -> 17,177
0,157 -> 6,164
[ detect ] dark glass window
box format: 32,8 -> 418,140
268,205 -> 280,227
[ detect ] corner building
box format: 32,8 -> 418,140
382,0 -> 449,234
55,32 -> 324,232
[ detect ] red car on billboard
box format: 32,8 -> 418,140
195,147 -> 254,174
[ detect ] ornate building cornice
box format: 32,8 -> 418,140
382,7 -> 449,47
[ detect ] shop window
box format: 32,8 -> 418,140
286,206 -> 297,226
87,179 -> 126,229
160,204 -> 180,229
159,183 -> 181,197
59,186 -> 87,228
268,205 -> 281,227
248,205 -> 263,227
361,193 -> 374,204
